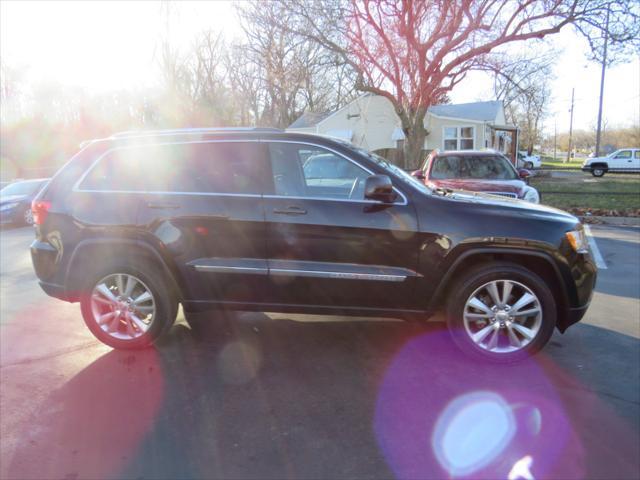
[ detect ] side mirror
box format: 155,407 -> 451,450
518,168 -> 532,179
364,174 -> 396,203
411,169 -> 426,180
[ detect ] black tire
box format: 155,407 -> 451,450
80,260 -> 178,349
591,166 -> 606,177
446,262 -> 556,363
525,161 -> 534,169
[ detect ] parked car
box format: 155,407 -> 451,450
412,150 -> 541,203
0,178 -> 49,225
582,148 -> 640,177
30,128 -> 596,362
517,151 -> 541,169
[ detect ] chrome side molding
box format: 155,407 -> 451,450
187,258 -> 421,282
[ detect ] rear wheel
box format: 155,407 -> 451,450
446,263 -> 556,363
80,262 -> 177,349
524,161 -> 534,169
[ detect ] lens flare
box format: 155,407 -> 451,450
432,391 -> 516,476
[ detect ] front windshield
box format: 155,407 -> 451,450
348,145 -> 432,195
431,155 -> 518,180
0,180 -> 46,197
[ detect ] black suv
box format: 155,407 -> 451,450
30,128 -> 596,361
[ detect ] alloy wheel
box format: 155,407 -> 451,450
463,279 -> 542,353
23,209 -> 34,225
90,273 -> 156,340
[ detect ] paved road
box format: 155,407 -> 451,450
1,225 -> 638,479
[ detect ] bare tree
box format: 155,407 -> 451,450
275,0 -> 640,168
236,1 -> 356,128
485,53 -> 554,153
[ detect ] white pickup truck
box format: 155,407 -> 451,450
582,148 -> 640,177
517,151 -> 541,169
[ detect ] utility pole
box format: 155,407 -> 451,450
594,5 -> 610,158
566,88 -> 575,163
553,119 -> 557,162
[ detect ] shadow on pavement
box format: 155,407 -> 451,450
5,314 -> 639,480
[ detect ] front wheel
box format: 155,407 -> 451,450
22,207 -> 34,226
525,161 -> 534,169
80,263 -> 177,349
446,263 -> 556,363
591,167 -> 606,177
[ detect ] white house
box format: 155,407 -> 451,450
288,94 -> 518,162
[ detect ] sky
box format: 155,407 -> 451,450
2,0 -> 639,134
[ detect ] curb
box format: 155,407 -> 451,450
580,216 -> 640,226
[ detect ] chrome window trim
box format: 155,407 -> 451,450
71,138 -> 409,206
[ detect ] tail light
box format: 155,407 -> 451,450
31,200 -> 51,225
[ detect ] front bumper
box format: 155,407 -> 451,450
38,280 -> 70,301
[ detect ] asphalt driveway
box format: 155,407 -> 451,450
1,225 -> 638,479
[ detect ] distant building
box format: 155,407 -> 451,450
288,94 -> 518,163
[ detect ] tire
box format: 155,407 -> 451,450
591,166 -> 606,177
80,260 -> 178,349
525,161 -> 534,169
446,262 -> 556,363
22,207 -> 34,226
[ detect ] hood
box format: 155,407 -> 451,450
0,194 -> 28,204
428,179 -> 526,196
442,189 -> 577,223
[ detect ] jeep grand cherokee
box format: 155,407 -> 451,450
30,128 -> 596,362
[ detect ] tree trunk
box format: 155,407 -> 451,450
402,123 -> 427,170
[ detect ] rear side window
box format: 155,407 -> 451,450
79,142 -> 264,194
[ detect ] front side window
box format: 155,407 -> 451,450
79,142 -> 263,194
443,126 -> 474,150
635,150 -> 640,159
614,150 -> 632,159
430,155 -> 517,180
268,143 -> 369,200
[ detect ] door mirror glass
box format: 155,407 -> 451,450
517,168 -> 532,179
364,175 -> 396,202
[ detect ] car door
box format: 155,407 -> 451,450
633,150 -> 640,172
262,141 -> 421,311
609,149 -> 633,171
133,141 -> 272,306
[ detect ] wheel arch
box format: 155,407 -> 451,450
429,248 -> 576,332
64,238 -> 185,303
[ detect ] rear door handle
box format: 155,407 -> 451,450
147,202 -> 180,209
273,206 -> 307,215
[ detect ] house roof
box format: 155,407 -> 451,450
288,111 -> 331,128
428,100 -> 502,122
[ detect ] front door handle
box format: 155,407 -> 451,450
273,206 -> 307,215
147,202 -> 180,209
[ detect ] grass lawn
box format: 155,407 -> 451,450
530,176 -> 640,212
540,155 -> 584,169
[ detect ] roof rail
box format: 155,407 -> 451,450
111,127 -> 282,138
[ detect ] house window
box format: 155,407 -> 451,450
443,126 -> 475,150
